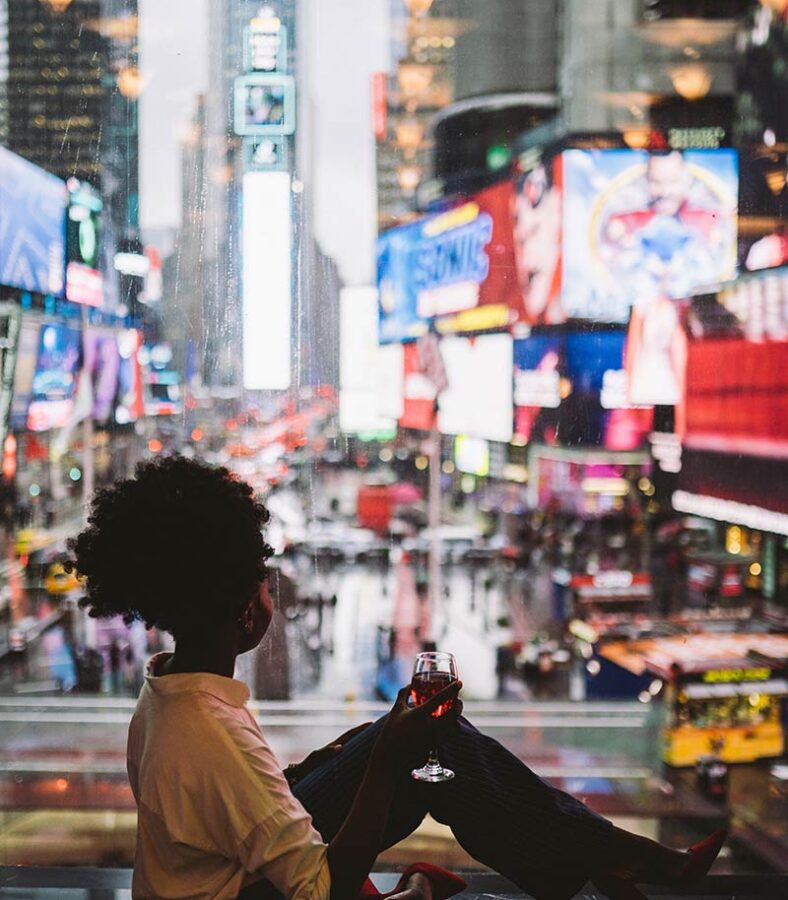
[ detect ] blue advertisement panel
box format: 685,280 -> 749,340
513,329 -> 652,449
562,148 -> 738,322
0,148 -> 67,296
27,322 -> 82,432
513,333 -> 563,445
377,181 -> 521,343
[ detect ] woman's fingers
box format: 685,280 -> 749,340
418,679 -> 462,717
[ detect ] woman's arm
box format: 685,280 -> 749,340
325,682 -> 461,900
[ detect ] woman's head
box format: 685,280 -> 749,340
68,456 -> 274,643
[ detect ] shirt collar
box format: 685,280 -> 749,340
144,652 -> 250,708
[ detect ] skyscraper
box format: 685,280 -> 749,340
1,0 -> 139,244
200,0 -> 339,392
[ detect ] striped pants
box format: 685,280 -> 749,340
247,716 -> 615,898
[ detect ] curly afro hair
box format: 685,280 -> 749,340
67,456 -> 273,637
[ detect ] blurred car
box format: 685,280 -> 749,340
44,561 -> 83,596
695,754 -> 729,802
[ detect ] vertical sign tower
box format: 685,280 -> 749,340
235,6 -> 296,391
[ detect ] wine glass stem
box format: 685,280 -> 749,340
427,748 -> 441,770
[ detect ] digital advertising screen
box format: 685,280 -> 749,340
378,180 -> 522,343
625,297 -> 687,408
437,333 -> 514,443
26,322 -> 81,432
9,317 -> 42,431
234,74 -> 296,136
66,183 -> 103,308
83,328 -> 121,423
512,152 -> 565,325
400,341 -> 436,432
454,435 -> 490,477
115,329 -> 144,425
564,330 -> 653,450
0,304 -> 21,446
0,147 -> 67,296
242,171 -> 292,390
561,148 -> 739,322
513,329 -> 653,450
513,333 -> 563,444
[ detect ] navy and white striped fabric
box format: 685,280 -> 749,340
287,715 -> 614,897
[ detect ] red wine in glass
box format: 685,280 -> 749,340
410,671 -> 457,718
410,651 -> 458,782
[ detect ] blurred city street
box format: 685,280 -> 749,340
0,0 -> 787,891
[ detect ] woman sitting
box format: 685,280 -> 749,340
68,457 -> 725,900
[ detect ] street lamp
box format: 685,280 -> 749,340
42,0 -> 73,12
397,62 -> 433,98
395,118 -> 425,152
397,164 -> 422,194
404,0 -> 435,17
670,63 -> 712,101
116,66 -> 145,100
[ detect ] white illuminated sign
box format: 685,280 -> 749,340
113,252 -> 149,277
438,333 -> 514,443
672,490 -> 788,538
242,172 -> 291,391
339,286 -> 397,434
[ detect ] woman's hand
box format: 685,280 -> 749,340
387,872 -> 433,900
373,681 -> 463,772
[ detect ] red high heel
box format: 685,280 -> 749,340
361,863 -> 466,898
681,828 -> 727,882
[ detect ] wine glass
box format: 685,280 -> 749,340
410,650 -> 458,783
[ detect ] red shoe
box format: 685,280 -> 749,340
681,829 -> 727,882
361,863 -> 466,898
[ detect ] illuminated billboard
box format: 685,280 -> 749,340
66,181 -> 103,307
234,74 -> 296,136
115,329 -> 144,425
9,317 -> 42,430
454,435 -> 490,477
563,148 -> 738,321
242,172 -> 292,391
438,333 -> 514,443
512,329 -> 653,450
512,153 -> 565,325
512,148 -> 739,323
339,286 -> 398,434
0,147 -> 66,296
377,180 -> 522,342
83,328 -> 121,423
513,334 -> 562,444
27,322 -> 81,432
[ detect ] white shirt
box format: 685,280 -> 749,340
127,654 -> 331,900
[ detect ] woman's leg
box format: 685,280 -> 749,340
292,716 -> 429,849
292,715 -> 613,896
428,719 -> 615,897
292,715 -> 693,899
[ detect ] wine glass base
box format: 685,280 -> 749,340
411,764 -> 455,783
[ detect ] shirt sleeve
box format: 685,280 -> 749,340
201,710 -> 331,900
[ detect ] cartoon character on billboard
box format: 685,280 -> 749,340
512,159 -> 565,324
562,148 -> 738,321
595,150 -> 738,305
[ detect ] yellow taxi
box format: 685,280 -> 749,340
44,561 -> 83,596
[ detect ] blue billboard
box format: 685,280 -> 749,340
377,181 -> 521,343
0,147 -> 67,296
